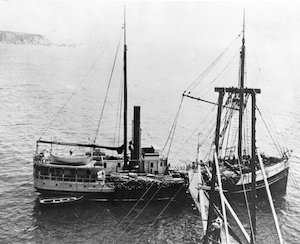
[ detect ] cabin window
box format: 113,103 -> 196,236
40,166 -> 48,175
64,169 -> 76,177
51,168 -> 62,177
118,162 -> 121,167
151,163 -> 153,168
160,162 -> 162,167
104,163 -> 107,168
77,169 -> 88,178
64,169 -> 71,177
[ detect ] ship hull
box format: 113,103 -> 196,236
34,178 -> 188,202
225,167 -> 289,198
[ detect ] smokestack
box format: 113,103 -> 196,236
132,106 -> 141,161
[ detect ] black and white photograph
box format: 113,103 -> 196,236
0,1 -> 299,243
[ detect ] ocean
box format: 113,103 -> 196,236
0,20 -> 300,244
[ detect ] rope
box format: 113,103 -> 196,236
118,78 -> 124,146
39,44 -> 108,139
134,184 -> 185,244
162,96 -> 184,155
258,102 -> 285,155
224,112 -> 232,157
256,105 -> 283,156
113,76 -> 123,147
94,35 -> 122,143
112,185 -> 164,244
185,32 -> 242,93
115,181 -> 156,229
191,49 -> 240,98
171,105 -> 217,161
249,58 -> 287,156
237,157 -> 256,243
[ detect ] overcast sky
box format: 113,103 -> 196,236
0,0 -> 299,92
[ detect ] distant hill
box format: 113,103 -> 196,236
0,31 -> 51,45
0,31 -> 75,47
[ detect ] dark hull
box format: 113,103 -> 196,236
224,167 -> 289,199
35,183 -> 188,202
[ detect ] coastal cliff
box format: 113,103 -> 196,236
0,31 -> 50,45
0,31 -> 74,46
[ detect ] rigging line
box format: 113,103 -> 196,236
183,94 -> 239,110
224,115 -> 232,157
116,181 -> 156,229
166,114 -> 179,157
171,105 -> 217,161
185,32 -> 242,93
113,185 -> 164,244
237,158 -> 256,243
118,78 -> 124,146
246,50 -> 281,148
199,119 -> 217,150
256,96 -> 284,150
256,105 -> 283,156
162,96 -> 184,153
38,44 -> 108,139
257,99 -> 286,154
177,119 -> 216,161
134,184 -> 185,244
245,50 -> 261,88
256,104 -> 282,155
251,78 -> 287,154
113,75 -> 123,146
94,34 -> 122,143
191,49 -> 240,96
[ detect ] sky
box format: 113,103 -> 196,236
0,0 -> 299,93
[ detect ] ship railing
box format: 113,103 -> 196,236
35,173 -> 97,183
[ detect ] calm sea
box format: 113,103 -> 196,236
0,42 -> 299,244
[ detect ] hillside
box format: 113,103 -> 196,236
0,31 -> 51,45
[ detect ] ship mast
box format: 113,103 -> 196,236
239,11 -> 257,243
238,11 -> 245,163
207,11 -> 260,243
123,5 -> 128,167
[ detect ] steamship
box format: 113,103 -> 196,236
33,15 -> 187,202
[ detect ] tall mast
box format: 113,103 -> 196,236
204,89 -> 224,244
123,5 -> 128,167
239,11 -> 257,243
238,10 -> 245,160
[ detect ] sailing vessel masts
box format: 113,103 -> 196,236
205,90 -> 224,239
123,5 -> 128,166
238,14 -> 246,162
250,92 -> 257,242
